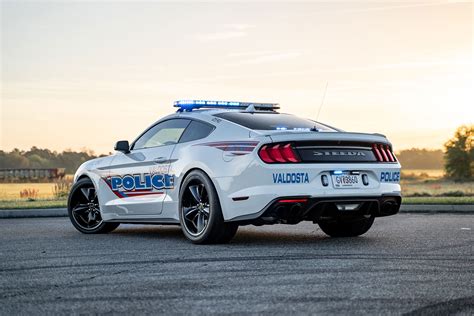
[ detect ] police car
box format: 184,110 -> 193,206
68,100 -> 402,244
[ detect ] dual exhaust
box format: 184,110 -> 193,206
258,196 -> 400,225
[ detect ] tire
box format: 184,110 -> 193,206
179,170 -> 238,244
68,178 -> 119,234
318,216 -> 374,237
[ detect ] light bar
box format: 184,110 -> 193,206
174,100 -> 279,112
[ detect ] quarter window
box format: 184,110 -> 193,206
179,120 -> 215,143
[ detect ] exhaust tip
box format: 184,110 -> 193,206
290,203 -> 303,214
380,200 -> 399,215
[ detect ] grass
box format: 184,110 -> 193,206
0,199 -> 67,210
0,170 -> 472,209
0,183 -> 60,199
401,168 -> 473,198
402,181 -> 474,197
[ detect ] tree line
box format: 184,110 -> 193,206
0,125 -> 472,180
396,148 -> 444,170
0,147 -> 454,174
0,147 -> 101,174
397,125 -> 473,180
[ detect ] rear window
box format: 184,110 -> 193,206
214,112 -> 336,131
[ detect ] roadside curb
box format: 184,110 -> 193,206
0,208 -> 68,218
0,204 -> 473,218
399,204 -> 473,214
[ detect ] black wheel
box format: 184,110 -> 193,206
318,215 -> 374,237
68,178 -> 119,234
179,170 -> 238,244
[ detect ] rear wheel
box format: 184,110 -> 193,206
318,215 -> 374,237
179,170 -> 238,244
68,178 -> 119,234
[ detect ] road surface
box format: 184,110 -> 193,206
0,214 -> 472,315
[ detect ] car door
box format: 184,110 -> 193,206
160,119 -> 216,218
103,119 -> 190,217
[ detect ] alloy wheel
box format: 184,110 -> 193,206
181,182 -> 210,236
71,185 -> 103,230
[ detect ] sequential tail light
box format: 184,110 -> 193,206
372,144 -> 397,162
372,144 -> 383,161
385,145 -> 396,162
379,144 -> 389,162
259,143 -> 301,163
281,144 -> 300,162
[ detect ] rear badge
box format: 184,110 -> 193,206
273,172 -> 309,184
313,151 -> 366,156
380,171 -> 400,183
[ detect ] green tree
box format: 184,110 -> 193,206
444,125 -> 474,180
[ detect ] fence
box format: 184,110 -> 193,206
0,168 -> 66,182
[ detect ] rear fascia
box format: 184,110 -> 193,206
214,133 -> 401,222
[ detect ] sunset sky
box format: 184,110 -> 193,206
1,0 -> 473,154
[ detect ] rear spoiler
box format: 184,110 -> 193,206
264,131 -> 390,146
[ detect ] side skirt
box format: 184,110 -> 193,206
104,218 -> 180,225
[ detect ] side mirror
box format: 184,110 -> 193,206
114,140 -> 130,153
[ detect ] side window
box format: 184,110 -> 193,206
133,119 -> 190,150
179,120 -> 215,143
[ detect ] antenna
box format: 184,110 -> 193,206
244,104 -> 256,113
316,82 -> 329,121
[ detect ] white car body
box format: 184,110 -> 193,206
73,103 -> 402,226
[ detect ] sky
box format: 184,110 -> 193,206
1,0 -> 473,154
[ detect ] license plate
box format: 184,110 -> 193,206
331,174 -> 362,188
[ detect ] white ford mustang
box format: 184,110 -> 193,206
68,100 -> 402,244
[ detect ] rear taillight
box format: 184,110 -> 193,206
259,143 -> 300,163
385,145 -> 396,162
372,144 -> 397,162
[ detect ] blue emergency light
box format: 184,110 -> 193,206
174,100 -> 279,112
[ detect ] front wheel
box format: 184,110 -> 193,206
318,216 -> 374,237
179,170 -> 238,244
68,178 -> 119,234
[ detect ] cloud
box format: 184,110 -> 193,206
377,59 -> 472,69
335,1 -> 466,14
195,24 -> 255,42
196,31 -> 247,42
240,52 -> 303,65
195,31 -> 247,42
227,49 -> 305,65
224,23 -> 255,31
227,50 -> 280,58
227,50 -> 303,65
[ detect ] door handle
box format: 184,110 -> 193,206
153,157 -> 168,164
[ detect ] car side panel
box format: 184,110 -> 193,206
160,122 -> 259,221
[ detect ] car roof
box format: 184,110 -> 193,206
166,108 -> 273,122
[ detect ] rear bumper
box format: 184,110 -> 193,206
231,194 -> 401,225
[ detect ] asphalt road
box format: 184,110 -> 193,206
0,214 -> 472,315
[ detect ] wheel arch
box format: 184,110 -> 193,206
179,167 -> 216,194
178,167 -> 224,213
77,174 -> 91,182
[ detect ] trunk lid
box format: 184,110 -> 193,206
259,131 -> 396,164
